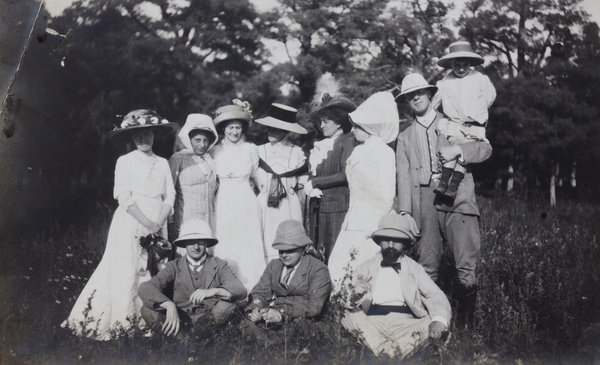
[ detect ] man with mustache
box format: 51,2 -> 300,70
340,213 -> 451,360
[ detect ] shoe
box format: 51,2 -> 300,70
433,180 -> 448,195
444,184 -> 457,199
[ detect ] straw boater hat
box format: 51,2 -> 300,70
107,109 -> 178,140
437,41 -> 484,69
272,220 -> 313,251
254,103 -> 308,135
371,213 -> 421,245
213,99 -> 253,129
174,219 -> 219,248
178,113 -> 219,151
397,73 -> 437,97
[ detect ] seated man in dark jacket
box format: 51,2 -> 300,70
246,220 -> 332,324
138,219 -> 247,341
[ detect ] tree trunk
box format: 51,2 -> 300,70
507,164 -> 514,192
550,162 -> 559,207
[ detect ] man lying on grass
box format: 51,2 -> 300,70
137,219 -> 247,343
340,213 -> 451,360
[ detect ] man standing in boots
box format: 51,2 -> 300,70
395,73 -> 492,330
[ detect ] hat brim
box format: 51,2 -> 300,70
437,53 -> 484,69
174,233 -> 218,248
371,228 -> 415,245
254,116 -> 308,134
310,99 -> 358,117
107,123 -> 179,140
272,241 -> 310,251
213,111 -> 251,127
398,84 -> 437,97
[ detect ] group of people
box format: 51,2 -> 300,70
61,41 -> 495,360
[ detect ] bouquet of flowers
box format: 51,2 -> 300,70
139,234 -> 175,276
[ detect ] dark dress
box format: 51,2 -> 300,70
307,132 -> 356,262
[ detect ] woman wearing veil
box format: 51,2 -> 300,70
327,92 -> 400,289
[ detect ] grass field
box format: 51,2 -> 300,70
1,196 -> 599,364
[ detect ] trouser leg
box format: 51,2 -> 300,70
439,211 -> 481,329
416,186 -> 444,282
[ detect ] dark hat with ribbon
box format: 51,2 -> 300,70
254,103 -> 308,134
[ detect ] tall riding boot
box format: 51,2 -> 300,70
456,284 -> 478,331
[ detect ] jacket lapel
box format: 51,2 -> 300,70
200,256 -> 218,289
177,256 -> 196,293
285,256 -> 309,293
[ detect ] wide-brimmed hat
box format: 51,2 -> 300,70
254,103 -> 308,134
371,213 -> 420,244
397,73 -> 437,97
178,113 -> 218,151
107,109 -> 178,140
272,220 -> 313,251
349,91 -> 400,144
174,219 -> 218,248
309,74 -> 357,121
437,41 -> 484,69
213,99 -> 253,128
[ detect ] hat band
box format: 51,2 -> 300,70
449,43 -> 474,53
269,106 -> 296,125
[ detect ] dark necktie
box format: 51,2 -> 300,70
190,264 -> 201,272
381,261 -> 401,273
280,267 -> 295,288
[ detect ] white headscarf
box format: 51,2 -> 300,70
178,114 -> 218,152
348,91 -> 400,143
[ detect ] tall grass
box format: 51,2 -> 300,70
1,196 -> 599,364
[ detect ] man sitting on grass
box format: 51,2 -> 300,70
246,220 -> 332,325
340,213 -> 451,360
138,219 -> 247,343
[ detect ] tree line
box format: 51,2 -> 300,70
6,0 -> 600,217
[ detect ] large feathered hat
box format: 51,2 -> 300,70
309,74 -> 357,125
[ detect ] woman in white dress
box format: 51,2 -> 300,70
328,92 -> 400,289
62,109 -> 177,340
210,101 -> 266,292
254,103 -> 308,261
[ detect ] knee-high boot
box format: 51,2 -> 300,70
456,284 -> 477,331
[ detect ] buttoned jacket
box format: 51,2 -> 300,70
248,255 -> 332,319
396,113 -> 492,228
310,132 -> 356,213
138,255 -> 247,315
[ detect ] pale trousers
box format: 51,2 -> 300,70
341,309 -> 431,359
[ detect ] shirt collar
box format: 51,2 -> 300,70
186,254 -> 207,267
415,109 -> 436,128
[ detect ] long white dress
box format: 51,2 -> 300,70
256,141 -> 306,261
62,150 -> 175,340
328,136 -> 396,289
211,139 -> 266,292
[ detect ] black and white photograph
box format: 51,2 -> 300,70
1,0 -> 600,363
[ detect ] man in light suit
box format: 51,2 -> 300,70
395,73 -> 492,329
138,219 -> 247,341
341,213 -> 451,360
246,220 -> 332,323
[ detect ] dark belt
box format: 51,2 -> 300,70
367,304 -> 414,316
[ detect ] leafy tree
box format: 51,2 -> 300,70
45,0 -> 265,197
457,0 -> 598,204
